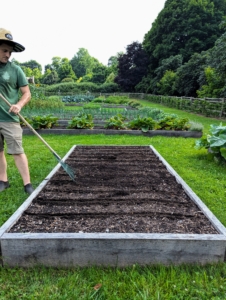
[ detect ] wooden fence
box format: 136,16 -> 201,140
42,90 -> 226,119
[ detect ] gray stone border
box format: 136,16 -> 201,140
22,128 -> 202,138
0,145 -> 225,267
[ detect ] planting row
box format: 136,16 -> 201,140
20,112 -> 202,132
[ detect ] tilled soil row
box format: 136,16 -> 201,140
10,146 -> 218,234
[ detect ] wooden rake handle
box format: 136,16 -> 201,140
0,93 -> 62,161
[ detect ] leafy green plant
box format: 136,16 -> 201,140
188,121 -> 204,132
62,94 -> 95,103
157,116 -> 190,130
195,123 -> 226,163
105,95 -> 130,104
30,115 -> 59,129
67,112 -> 94,129
105,114 -> 128,129
20,116 -> 32,127
128,100 -> 142,108
128,116 -> 157,132
83,103 -> 101,109
92,96 -> 105,103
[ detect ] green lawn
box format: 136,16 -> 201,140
0,101 -> 226,299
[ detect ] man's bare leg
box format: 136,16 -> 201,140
0,150 -> 7,181
13,153 -> 31,185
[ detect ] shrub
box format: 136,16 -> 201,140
61,78 -> 74,83
98,83 -> 120,93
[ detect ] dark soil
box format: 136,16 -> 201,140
10,146 -> 217,234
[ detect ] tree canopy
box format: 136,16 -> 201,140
140,0 -> 226,93
115,41 -> 149,92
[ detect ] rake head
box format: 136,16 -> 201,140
53,153 -> 75,181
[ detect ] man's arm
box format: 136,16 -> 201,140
9,85 -> 31,114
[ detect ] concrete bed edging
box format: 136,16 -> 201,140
0,145 -> 225,267
22,128 -> 202,138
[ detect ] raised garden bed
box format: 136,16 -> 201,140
22,121 -> 202,137
1,146 -> 225,267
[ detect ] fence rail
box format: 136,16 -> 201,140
43,91 -> 226,119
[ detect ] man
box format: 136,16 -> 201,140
0,28 -> 33,194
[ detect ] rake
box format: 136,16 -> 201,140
0,93 -> 75,181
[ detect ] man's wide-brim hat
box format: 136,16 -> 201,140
0,28 -> 25,52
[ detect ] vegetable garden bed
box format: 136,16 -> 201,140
22,121 -> 202,137
0,146 -> 225,267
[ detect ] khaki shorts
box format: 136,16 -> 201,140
0,122 -> 24,154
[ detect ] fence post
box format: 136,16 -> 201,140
220,98 -> 225,118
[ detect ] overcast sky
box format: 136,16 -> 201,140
2,0 -> 166,71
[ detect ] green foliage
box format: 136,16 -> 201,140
99,83 -> 120,93
105,71 -> 116,83
195,123 -> 226,163
29,85 -> 47,101
175,51 -> 208,97
157,115 -> 190,131
62,94 -> 95,103
188,121 -> 204,132
197,66 -> 224,98
23,94 -> 64,113
128,116 -> 157,132
137,107 -> 167,120
128,100 -> 142,108
70,48 -> 96,78
144,94 -> 226,119
83,103 -> 101,109
157,70 -> 178,96
44,82 -> 120,94
92,96 -> 105,103
67,112 -> 94,129
142,0 -> 226,94
105,114 -> 128,129
28,115 -> 59,129
105,95 -> 130,104
61,77 -> 74,83
42,69 -> 59,85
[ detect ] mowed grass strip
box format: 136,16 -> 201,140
0,102 -> 226,299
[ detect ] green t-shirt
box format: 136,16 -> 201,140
0,61 -> 28,122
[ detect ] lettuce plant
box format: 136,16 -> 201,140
195,123 -> 226,163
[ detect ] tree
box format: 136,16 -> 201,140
174,51 -> 209,96
142,0 -> 226,93
197,66 -> 224,97
42,69 -> 59,85
91,63 -> 107,84
19,60 -> 42,72
155,55 -> 183,94
57,58 -> 76,82
157,70 -> 177,95
115,41 -> 149,92
70,48 -> 95,78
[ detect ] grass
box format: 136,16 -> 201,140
1,264 -> 226,299
1,101 -> 226,299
